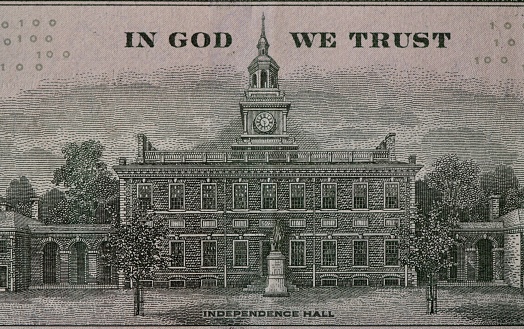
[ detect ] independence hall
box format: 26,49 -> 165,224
112,16 -> 423,289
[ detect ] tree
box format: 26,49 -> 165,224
50,140 -> 118,224
480,164 -> 520,215
109,207 -> 170,316
6,176 -> 36,218
415,179 -> 441,216
39,188 -> 66,224
396,206 -> 456,314
503,187 -> 524,215
425,154 -> 484,222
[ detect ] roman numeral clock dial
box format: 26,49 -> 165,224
254,112 -> 276,133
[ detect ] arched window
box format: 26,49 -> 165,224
43,242 -> 59,284
260,71 -> 268,88
98,241 -> 114,285
271,76 -> 277,88
251,74 -> 257,88
70,242 -> 88,285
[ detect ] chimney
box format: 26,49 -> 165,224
30,196 -> 39,220
408,155 -> 417,164
137,134 -> 146,164
489,195 -> 500,221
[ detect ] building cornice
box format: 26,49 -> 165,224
113,163 -> 422,179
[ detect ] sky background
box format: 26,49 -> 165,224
1,5 -> 523,195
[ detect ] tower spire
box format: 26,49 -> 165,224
261,13 -> 266,38
257,13 -> 269,56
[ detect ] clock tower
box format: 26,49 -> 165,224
232,14 -> 298,151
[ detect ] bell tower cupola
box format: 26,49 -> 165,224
232,14 -> 298,151
248,13 -> 280,90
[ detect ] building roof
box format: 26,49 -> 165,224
499,208 -> 524,230
0,211 -> 42,231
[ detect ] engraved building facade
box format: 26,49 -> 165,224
113,17 -> 422,289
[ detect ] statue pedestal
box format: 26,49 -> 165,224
264,251 -> 289,297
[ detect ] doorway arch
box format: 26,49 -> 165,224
42,242 -> 59,284
98,241 -> 114,285
70,242 -> 88,285
476,239 -> 493,282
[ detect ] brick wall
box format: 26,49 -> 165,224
124,176 -> 410,214
504,233 -> 521,288
119,167 -> 416,287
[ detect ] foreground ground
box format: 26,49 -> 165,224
0,286 -> 523,326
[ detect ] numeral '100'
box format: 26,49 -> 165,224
37,51 -> 70,59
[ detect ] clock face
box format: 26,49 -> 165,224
254,112 -> 276,133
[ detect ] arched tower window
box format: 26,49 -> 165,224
271,75 -> 277,88
251,74 -> 257,88
260,70 -> 268,88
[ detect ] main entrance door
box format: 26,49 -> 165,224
260,240 -> 271,276
477,239 -> 493,282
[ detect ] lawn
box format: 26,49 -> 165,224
0,286 -> 523,326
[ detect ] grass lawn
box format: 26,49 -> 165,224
0,286 -> 523,326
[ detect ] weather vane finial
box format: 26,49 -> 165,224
261,13 -> 266,38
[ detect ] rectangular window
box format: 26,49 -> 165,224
384,217 -> 398,227
202,241 -> 217,267
322,183 -> 337,209
385,240 -> 399,266
321,278 -> 337,287
353,183 -> 368,209
384,182 -> 399,209
137,184 -> 152,210
321,218 -> 337,228
261,183 -> 277,209
233,240 -> 248,267
0,240 -> 7,253
170,241 -> 185,268
233,219 -> 248,228
201,184 -> 217,210
201,277 -> 217,288
169,184 -> 185,210
289,240 -> 306,267
289,219 -> 306,227
353,218 -> 368,227
169,218 -> 185,228
384,277 -> 400,286
353,240 -> 368,266
201,219 -> 217,228
322,240 -> 337,266
353,277 -> 369,286
169,280 -> 185,288
290,183 -> 305,209
233,183 -> 248,210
